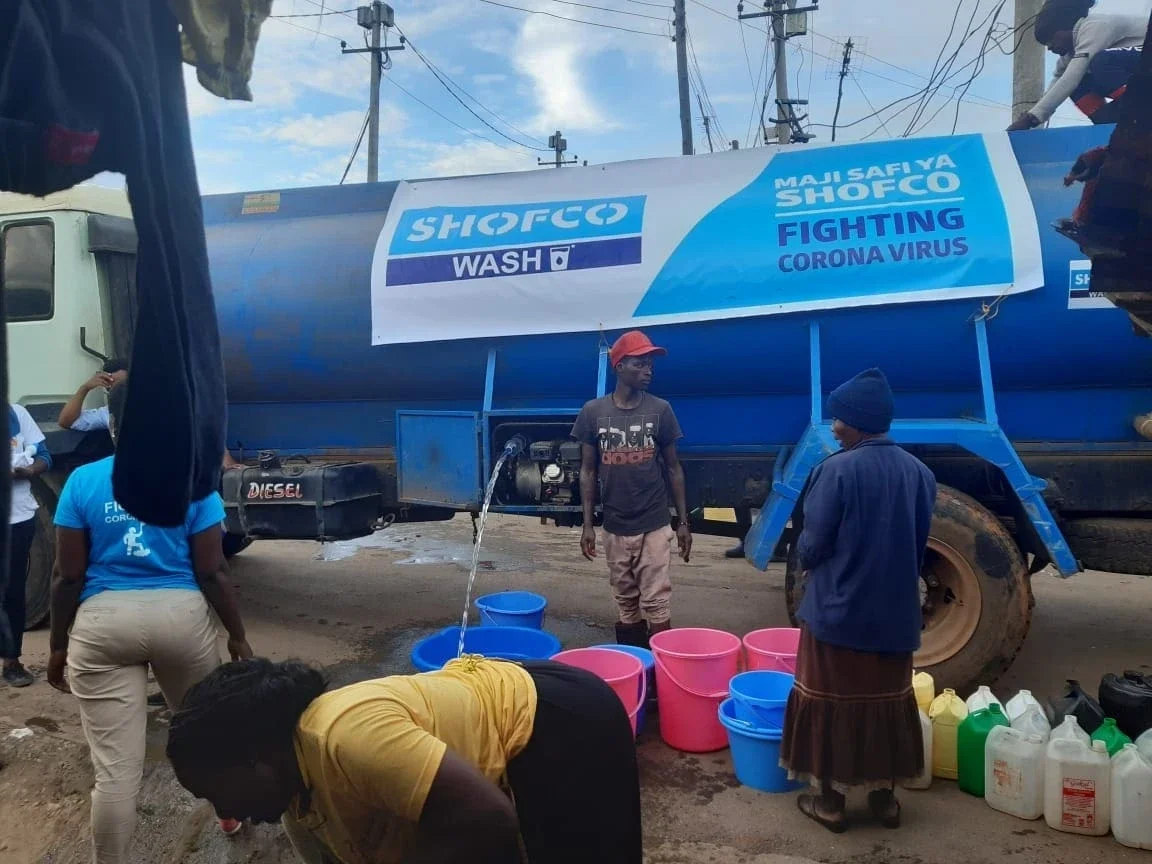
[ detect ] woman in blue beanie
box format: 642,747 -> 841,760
779,368 -> 937,833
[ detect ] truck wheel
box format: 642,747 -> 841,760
1061,518 -> 1152,575
23,482 -> 57,629
784,485 -> 1032,694
222,533 -> 253,559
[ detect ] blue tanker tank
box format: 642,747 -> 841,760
207,125 -> 1152,693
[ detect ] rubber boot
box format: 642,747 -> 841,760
615,621 -> 649,648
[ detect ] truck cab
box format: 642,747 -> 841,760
2,187 -> 139,626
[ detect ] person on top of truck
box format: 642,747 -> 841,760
573,330 -> 691,649
57,358 -> 129,432
780,368 -> 935,834
4,402 -> 52,687
1007,0 -> 1145,131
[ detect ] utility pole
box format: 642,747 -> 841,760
831,38 -> 853,142
739,0 -> 818,145
674,0 -> 693,155
1012,0 -> 1045,120
538,131 -> 579,168
697,93 -> 715,153
342,2 -> 404,182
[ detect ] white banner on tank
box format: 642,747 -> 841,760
370,133 -> 1043,345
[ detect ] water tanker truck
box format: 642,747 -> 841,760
5,124 -> 1150,693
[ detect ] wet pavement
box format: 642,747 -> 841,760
4,513 -> 1152,862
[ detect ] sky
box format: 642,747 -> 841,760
154,0 -> 1152,193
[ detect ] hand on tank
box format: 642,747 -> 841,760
580,525 -> 597,560
1006,113 -> 1040,132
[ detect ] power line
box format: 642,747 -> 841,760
340,110 -> 371,184
265,15 -> 346,41
395,27 -> 550,150
622,0 -> 671,6
475,0 -> 667,36
543,0 -> 670,21
270,7 -> 358,18
383,76 -> 526,153
849,72 -> 891,139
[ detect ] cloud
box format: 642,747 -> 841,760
256,106 -> 408,150
510,13 -> 617,133
472,73 -> 508,85
411,140 -> 538,177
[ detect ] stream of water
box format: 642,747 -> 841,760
456,450 -> 513,658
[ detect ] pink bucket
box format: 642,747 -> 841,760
743,628 -> 801,673
552,648 -> 646,736
650,628 -> 742,752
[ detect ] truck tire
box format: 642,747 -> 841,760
23,481 -> 57,629
1061,518 -> 1152,575
222,533 -> 253,559
784,484 -> 1032,694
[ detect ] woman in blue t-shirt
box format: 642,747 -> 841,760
47,383 -> 252,863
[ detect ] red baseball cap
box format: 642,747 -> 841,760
609,330 -> 667,368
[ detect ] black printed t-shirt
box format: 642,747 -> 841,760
571,393 -> 683,537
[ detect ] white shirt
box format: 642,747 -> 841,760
1031,14 -> 1147,122
10,404 -> 45,524
70,405 -> 111,432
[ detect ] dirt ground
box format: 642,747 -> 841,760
2,514 -> 1150,864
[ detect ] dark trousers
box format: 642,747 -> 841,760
1072,47 -> 1143,120
508,661 -> 643,864
0,518 -> 35,660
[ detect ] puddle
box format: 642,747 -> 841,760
313,522 -> 524,573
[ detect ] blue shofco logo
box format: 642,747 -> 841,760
386,196 -> 646,286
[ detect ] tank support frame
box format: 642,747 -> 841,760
743,318 -> 1079,577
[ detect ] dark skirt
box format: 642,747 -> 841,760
779,629 -> 923,792
507,661 -> 643,864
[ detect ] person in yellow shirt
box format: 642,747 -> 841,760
167,656 -> 642,864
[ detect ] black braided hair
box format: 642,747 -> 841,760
1035,0 -> 1095,45
167,659 -> 327,779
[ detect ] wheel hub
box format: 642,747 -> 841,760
915,538 -> 982,668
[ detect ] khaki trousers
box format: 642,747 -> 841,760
68,589 -> 220,864
603,526 -> 674,625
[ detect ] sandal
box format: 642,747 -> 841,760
867,790 -> 901,829
797,793 -> 848,834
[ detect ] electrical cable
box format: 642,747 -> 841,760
340,109 -> 371,184
850,72 -> 892,139
543,0 -> 669,21
903,0 -> 984,136
383,75 -> 526,153
265,16 -> 346,41
270,7 -> 358,18
687,29 -> 726,142
395,27 -> 550,149
475,0 -> 667,37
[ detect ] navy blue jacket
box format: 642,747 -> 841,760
796,437 -> 936,654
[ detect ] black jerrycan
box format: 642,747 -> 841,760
1099,671 -> 1152,739
1048,679 -> 1106,735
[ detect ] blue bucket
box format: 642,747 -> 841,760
729,670 -> 794,731
411,625 -> 561,673
475,591 -> 548,629
719,699 -> 803,793
593,644 -> 655,734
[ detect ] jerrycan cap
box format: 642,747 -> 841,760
1092,740 -> 1107,753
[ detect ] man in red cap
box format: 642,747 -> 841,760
571,330 -> 691,648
